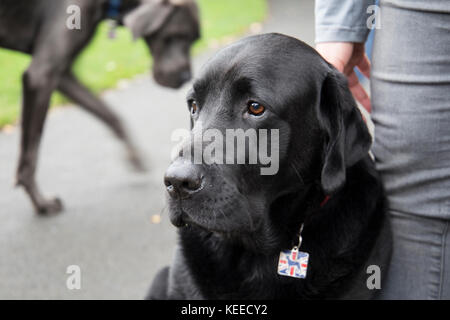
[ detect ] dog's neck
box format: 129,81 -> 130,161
103,0 -> 140,21
272,183 -> 326,244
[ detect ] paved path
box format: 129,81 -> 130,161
0,0 -> 315,299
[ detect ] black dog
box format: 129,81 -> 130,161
0,0 -> 199,214
149,33 -> 391,299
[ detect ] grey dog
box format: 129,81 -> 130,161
0,0 -> 200,214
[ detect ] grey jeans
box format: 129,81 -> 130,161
377,211 -> 450,299
371,0 -> 450,299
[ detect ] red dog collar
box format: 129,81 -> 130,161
320,195 -> 330,207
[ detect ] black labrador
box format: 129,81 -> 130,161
149,33 -> 392,299
0,0 -> 199,214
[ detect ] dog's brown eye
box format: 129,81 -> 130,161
247,101 -> 265,116
190,100 -> 198,115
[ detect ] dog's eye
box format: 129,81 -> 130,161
247,101 -> 265,116
189,100 -> 198,116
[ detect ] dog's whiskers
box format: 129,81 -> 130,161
159,204 -> 169,216
290,163 -> 305,185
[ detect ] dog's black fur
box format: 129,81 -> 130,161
149,33 -> 391,299
0,0 -> 199,214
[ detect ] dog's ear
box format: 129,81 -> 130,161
316,69 -> 372,195
124,1 -> 174,40
174,0 -> 200,23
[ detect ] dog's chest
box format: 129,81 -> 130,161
181,238 -> 305,299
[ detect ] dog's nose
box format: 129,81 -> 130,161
164,163 -> 203,198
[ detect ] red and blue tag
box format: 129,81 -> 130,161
277,248 -> 309,279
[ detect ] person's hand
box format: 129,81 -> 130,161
315,42 -> 371,113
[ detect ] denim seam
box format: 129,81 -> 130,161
438,221 -> 449,299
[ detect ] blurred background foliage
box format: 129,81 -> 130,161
0,0 -> 267,128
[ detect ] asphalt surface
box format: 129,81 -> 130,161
0,0 -> 315,299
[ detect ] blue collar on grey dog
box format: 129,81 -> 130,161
107,0 -> 122,20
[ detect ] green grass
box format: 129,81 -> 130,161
0,0 -> 267,128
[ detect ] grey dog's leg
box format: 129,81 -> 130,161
58,72 -> 145,171
15,1 -> 103,214
16,60 -> 64,214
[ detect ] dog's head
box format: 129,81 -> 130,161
165,33 -> 371,250
124,0 -> 200,88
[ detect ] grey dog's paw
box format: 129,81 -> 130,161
36,197 -> 64,215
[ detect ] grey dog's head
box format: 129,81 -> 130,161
124,0 -> 200,88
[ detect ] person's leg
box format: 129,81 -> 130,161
378,212 -> 449,299
442,222 -> 450,299
371,0 -> 450,298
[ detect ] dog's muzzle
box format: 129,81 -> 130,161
164,161 -> 203,199
154,68 -> 192,89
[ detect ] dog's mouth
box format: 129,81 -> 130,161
153,69 -> 191,89
169,206 -> 231,235
168,196 -> 277,252
169,207 -> 189,228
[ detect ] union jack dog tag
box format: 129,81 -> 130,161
277,247 -> 309,279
